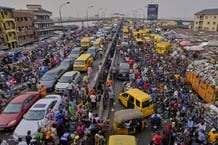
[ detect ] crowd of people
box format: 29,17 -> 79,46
112,23 -> 218,145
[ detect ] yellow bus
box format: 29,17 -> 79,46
118,88 -> 154,117
73,54 -> 93,71
80,37 -> 91,49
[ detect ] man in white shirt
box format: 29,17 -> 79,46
18,138 -> 27,145
90,94 -> 97,110
67,81 -> 73,98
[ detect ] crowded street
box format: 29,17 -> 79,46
0,1 -> 218,145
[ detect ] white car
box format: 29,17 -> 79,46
55,71 -> 81,93
13,95 -> 62,141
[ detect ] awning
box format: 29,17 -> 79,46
180,40 -> 192,46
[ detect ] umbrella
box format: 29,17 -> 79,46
0,51 -> 6,57
180,40 -> 192,46
190,46 -> 204,51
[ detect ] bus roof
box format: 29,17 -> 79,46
125,88 -> 151,101
109,135 -> 137,145
81,37 -> 91,42
75,54 -> 92,61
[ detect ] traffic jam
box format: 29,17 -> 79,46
0,17 -> 217,145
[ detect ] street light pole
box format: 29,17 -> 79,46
97,8 -> 103,19
59,1 -> 70,26
86,5 -> 94,27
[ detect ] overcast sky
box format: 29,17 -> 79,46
1,0 -> 218,19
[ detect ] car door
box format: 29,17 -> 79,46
20,96 -> 36,119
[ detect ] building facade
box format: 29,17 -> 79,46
194,9 -> 218,31
14,10 -> 36,46
0,6 -> 18,48
26,5 -> 54,40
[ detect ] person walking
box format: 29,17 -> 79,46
108,90 -> 114,107
87,66 -> 93,78
162,125 -> 172,145
67,81 -> 73,98
90,94 -> 97,110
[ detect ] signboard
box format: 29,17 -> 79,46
147,4 -> 158,20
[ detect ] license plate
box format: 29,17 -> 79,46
0,128 -> 4,131
122,74 -> 126,76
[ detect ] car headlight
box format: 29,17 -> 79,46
8,120 -> 16,126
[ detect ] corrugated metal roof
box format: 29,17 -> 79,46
195,8 -> 218,15
0,6 -> 14,10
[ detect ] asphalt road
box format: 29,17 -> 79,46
0,45 -> 109,144
108,53 -> 172,145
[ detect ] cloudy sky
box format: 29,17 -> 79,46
1,0 -> 218,19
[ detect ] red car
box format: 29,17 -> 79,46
0,92 -> 41,130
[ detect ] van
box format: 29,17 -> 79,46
93,39 -> 102,48
155,42 -> 170,54
118,88 -> 154,117
81,37 -> 91,49
73,54 -> 93,71
108,135 -> 137,145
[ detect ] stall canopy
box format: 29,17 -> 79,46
180,40 -> 192,46
190,45 -> 204,51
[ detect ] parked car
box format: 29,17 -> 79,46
40,68 -> 64,91
55,71 -> 81,93
0,92 -> 41,130
116,63 -> 130,80
58,58 -> 74,72
13,95 -> 62,141
86,47 -> 99,60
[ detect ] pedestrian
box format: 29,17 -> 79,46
18,138 -> 27,145
162,125 -> 172,145
90,94 -> 97,110
108,90 -> 114,107
51,123 -> 60,145
87,66 -> 92,78
67,81 -> 73,98
25,130 -> 32,145
40,85 -> 46,97
151,132 -> 162,145
94,131 -> 105,145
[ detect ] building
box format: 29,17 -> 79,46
14,10 -> 36,46
194,8 -> 218,31
26,4 -> 54,40
0,6 -> 18,48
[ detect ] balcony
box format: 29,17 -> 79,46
16,21 -> 33,27
17,30 -> 34,36
34,27 -> 54,32
34,19 -> 53,24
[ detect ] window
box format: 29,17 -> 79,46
23,96 -> 35,108
205,16 -> 208,19
207,22 -> 210,25
214,16 -> 217,19
142,100 -> 152,108
24,17 -> 28,21
196,21 -> 198,24
136,100 -> 140,107
4,11 -> 8,15
122,93 -> 128,98
212,27 -> 215,30
213,22 -> 216,25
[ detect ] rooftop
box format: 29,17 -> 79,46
0,6 -> 14,10
195,8 -> 218,15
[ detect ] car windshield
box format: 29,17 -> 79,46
3,103 -> 22,114
87,49 -> 95,54
142,100 -> 152,108
41,73 -> 56,81
74,60 -> 85,65
71,49 -> 80,54
59,76 -> 72,83
60,60 -> 70,66
24,110 -> 45,120
81,42 -> 89,46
